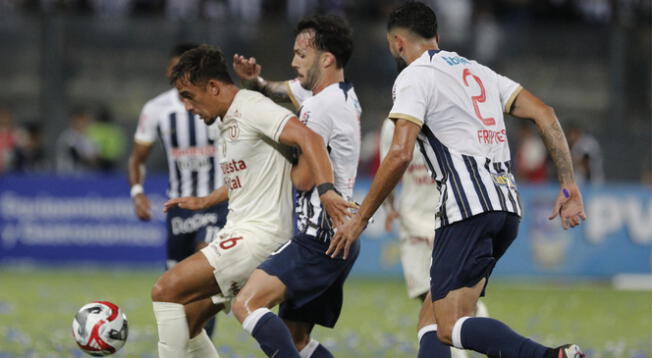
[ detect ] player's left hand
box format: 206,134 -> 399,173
319,191 -> 358,228
548,184 -> 587,230
326,212 -> 365,259
163,196 -> 207,212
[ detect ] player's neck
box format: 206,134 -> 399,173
219,85 -> 241,116
312,70 -> 345,95
406,40 -> 439,65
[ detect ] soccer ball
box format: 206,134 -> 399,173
72,301 -> 129,356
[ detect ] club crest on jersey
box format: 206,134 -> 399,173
227,123 -> 240,140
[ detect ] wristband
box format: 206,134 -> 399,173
317,182 -> 336,196
130,184 -> 144,198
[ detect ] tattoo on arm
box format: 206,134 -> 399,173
261,81 -> 291,103
538,120 -> 575,185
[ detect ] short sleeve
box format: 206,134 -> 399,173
388,66 -> 431,127
495,73 -> 522,113
134,102 -> 158,144
240,92 -> 295,142
286,78 -> 313,111
379,118 -> 395,160
299,98 -> 331,142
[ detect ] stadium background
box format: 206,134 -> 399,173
0,0 -> 650,357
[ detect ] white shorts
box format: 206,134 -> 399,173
201,227 -> 288,305
399,233 -> 434,299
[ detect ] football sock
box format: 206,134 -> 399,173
417,324 -> 451,358
204,316 -> 216,338
187,330 -> 220,358
243,308 -> 301,358
453,317 -> 549,358
299,339 -> 334,358
153,301 -> 189,358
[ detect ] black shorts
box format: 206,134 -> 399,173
430,211 -> 520,301
258,233 -> 360,328
165,203 -> 228,268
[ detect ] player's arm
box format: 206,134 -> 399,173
279,116 -> 356,226
163,186 -> 228,213
378,119 -> 401,232
290,149 -> 315,191
128,142 -> 154,221
327,119 -> 421,258
510,89 -> 587,229
233,54 -> 292,103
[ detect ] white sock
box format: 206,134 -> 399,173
153,301 -> 190,358
187,330 -> 220,358
242,307 -> 271,334
417,324 -> 437,342
299,338 -> 320,358
451,316 -> 471,349
475,300 -> 490,318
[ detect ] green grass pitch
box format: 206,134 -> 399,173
0,267 -> 650,358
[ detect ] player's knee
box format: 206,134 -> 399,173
231,294 -> 249,323
151,273 -> 181,303
436,325 -> 454,345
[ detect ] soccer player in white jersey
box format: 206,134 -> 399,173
230,16 -> 361,358
150,45 -> 353,358
330,2 -> 587,358
380,118 -> 489,358
128,43 -> 227,338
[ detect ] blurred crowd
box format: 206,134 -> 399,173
0,105 -> 125,175
0,0 -> 649,24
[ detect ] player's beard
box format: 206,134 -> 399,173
301,57 -> 321,91
395,56 -> 408,73
202,116 -> 218,125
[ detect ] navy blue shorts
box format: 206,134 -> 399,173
165,203 -> 228,268
258,233 -> 360,328
430,211 -> 520,301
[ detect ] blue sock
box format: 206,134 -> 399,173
454,317 -> 549,358
417,325 -> 451,358
203,316 -> 216,338
243,308 -> 300,358
299,339 -> 334,358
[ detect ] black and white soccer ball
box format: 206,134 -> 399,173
72,301 -> 128,356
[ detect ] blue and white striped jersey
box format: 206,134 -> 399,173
135,88 -> 223,199
292,82 -> 362,242
389,50 -> 523,228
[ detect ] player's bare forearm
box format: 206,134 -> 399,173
204,186 -> 228,207
358,119 -> 420,221
511,89 -> 575,186
291,152 -> 314,191
127,142 -> 153,186
260,80 -> 292,103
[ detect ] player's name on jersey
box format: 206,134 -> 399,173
477,128 -> 507,145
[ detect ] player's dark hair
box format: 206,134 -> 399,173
295,15 -> 353,68
387,1 -> 438,39
170,43 -> 199,58
169,44 -> 234,86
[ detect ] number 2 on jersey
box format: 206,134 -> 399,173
462,68 -> 495,126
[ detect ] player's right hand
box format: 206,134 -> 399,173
163,196 -> 207,212
233,54 -> 262,82
133,193 -> 152,221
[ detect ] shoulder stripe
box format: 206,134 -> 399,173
388,113 -> 423,127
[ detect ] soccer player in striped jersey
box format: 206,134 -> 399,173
380,118 -> 489,358
150,45 -> 353,358
230,16 -> 360,358
330,2 -> 587,358
128,43 -> 227,338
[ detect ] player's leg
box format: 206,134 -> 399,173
185,299 -> 224,358
432,213 -> 583,358
151,251 -> 222,358
232,268 -> 299,358
276,235 -> 360,358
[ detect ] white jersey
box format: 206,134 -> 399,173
135,88 -> 223,199
389,50 -> 523,228
286,78 -> 313,111
294,82 -> 361,242
218,89 -> 295,241
380,119 -> 438,239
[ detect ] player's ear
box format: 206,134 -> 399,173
322,52 -> 335,68
207,79 -> 220,96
